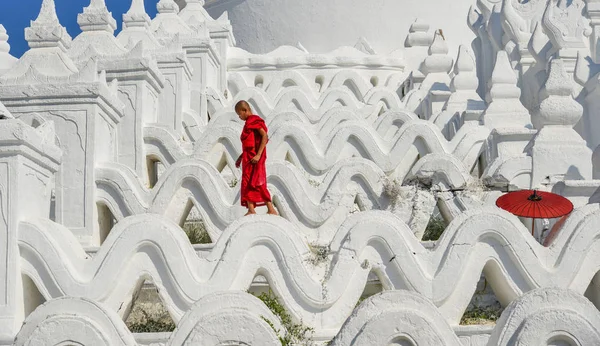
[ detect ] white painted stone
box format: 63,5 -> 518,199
480,51 -> 531,129
117,0 -> 163,50
2,0 -> 600,344
542,0 -> 591,80
0,26 -> 16,75
0,117 -> 60,343
528,58 -> 592,187
489,288 -> 600,346
204,0 -> 476,57
331,290 -> 462,345
167,291 -> 282,345
0,0 -> 124,246
15,297 -> 137,346
69,0 -> 127,59
435,45 -> 486,139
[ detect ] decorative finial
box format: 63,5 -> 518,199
405,18 -> 432,47
0,25 -> 10,54
0,25 -> 17,72
450,45 -> 478,91
157,0 -> 180,14
123,0 -> 151,29
480,50 -> 531,128
36,0 -> 60,23
151,0 -> 194,38
77,0 -> 117,33
409,18 -> 429,33
533,58 -> 582,128
179,0 -> 214,24
490,50 -> 518,88
25,0 -> 72,50
454,45 -> 475,73
445,45 -> 485,116
421,31 -> 453,74
429,30 -> 449,55
118,0 -> 163,49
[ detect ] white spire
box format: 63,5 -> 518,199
405,18 -> 432,47
118,0 -> 164,50
36,0 -> 60,23
69,0 -> 127,59
421,31 -> 453,75
480,50 -> 531,129
445,45 -> 485,115
25,0 -> 72,50
528,58 -> 592,186
450,45 -> 479,92
123,0 -> 151,29
490,50 -> 518,88
152,0 -> 193,39
179,0 -> 212,24
0,25 -> 10,54
0,25 -> 17,73
533,58 -> 581,129
77,0 -> 117,33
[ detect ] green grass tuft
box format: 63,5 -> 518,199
182,220 -> 212,244
253,289 -> 314,345
422,216 -> 447,241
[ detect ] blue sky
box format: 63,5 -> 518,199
0,0 -> 159,58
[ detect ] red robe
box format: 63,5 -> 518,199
240,115 -> 272,207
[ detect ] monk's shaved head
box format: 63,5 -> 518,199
235,100 -> 253,121
235,100 -> 251,112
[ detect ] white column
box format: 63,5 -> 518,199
0,118 -> 60,343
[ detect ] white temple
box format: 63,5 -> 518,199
1,0 -> 600,344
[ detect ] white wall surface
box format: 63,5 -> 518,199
205,0 -> 476,56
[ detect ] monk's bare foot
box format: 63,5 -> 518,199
267,210 -> 279,216
245,211 -> 256,216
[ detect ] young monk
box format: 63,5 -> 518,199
234,100 -> 278,216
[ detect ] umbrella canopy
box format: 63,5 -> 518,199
496,190 -> 573,219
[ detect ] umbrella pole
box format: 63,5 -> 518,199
531,218 -> 535,237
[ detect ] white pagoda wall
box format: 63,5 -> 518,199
204,0 -> 476,56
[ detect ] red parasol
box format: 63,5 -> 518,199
496,189 -> 573,235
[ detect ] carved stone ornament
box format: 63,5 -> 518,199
542,0 -> 591,51
24,0 -> 72,50
77,0 -> 117,33
502,0 -> 549,43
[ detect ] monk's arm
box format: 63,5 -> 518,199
252,128 -> 268,162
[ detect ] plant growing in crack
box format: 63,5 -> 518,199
382,179 -> 426,210
460,305 -> 503,325
460,277 -> 504,325
308,178 -> 321,188
307,243 -> 330,266
182,220 -> 212,244
382,178 -> 408,210
126,307 -> 175,333
253,289 -> 315,345
455,178 -> 491,201
422,216 -> 447,241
